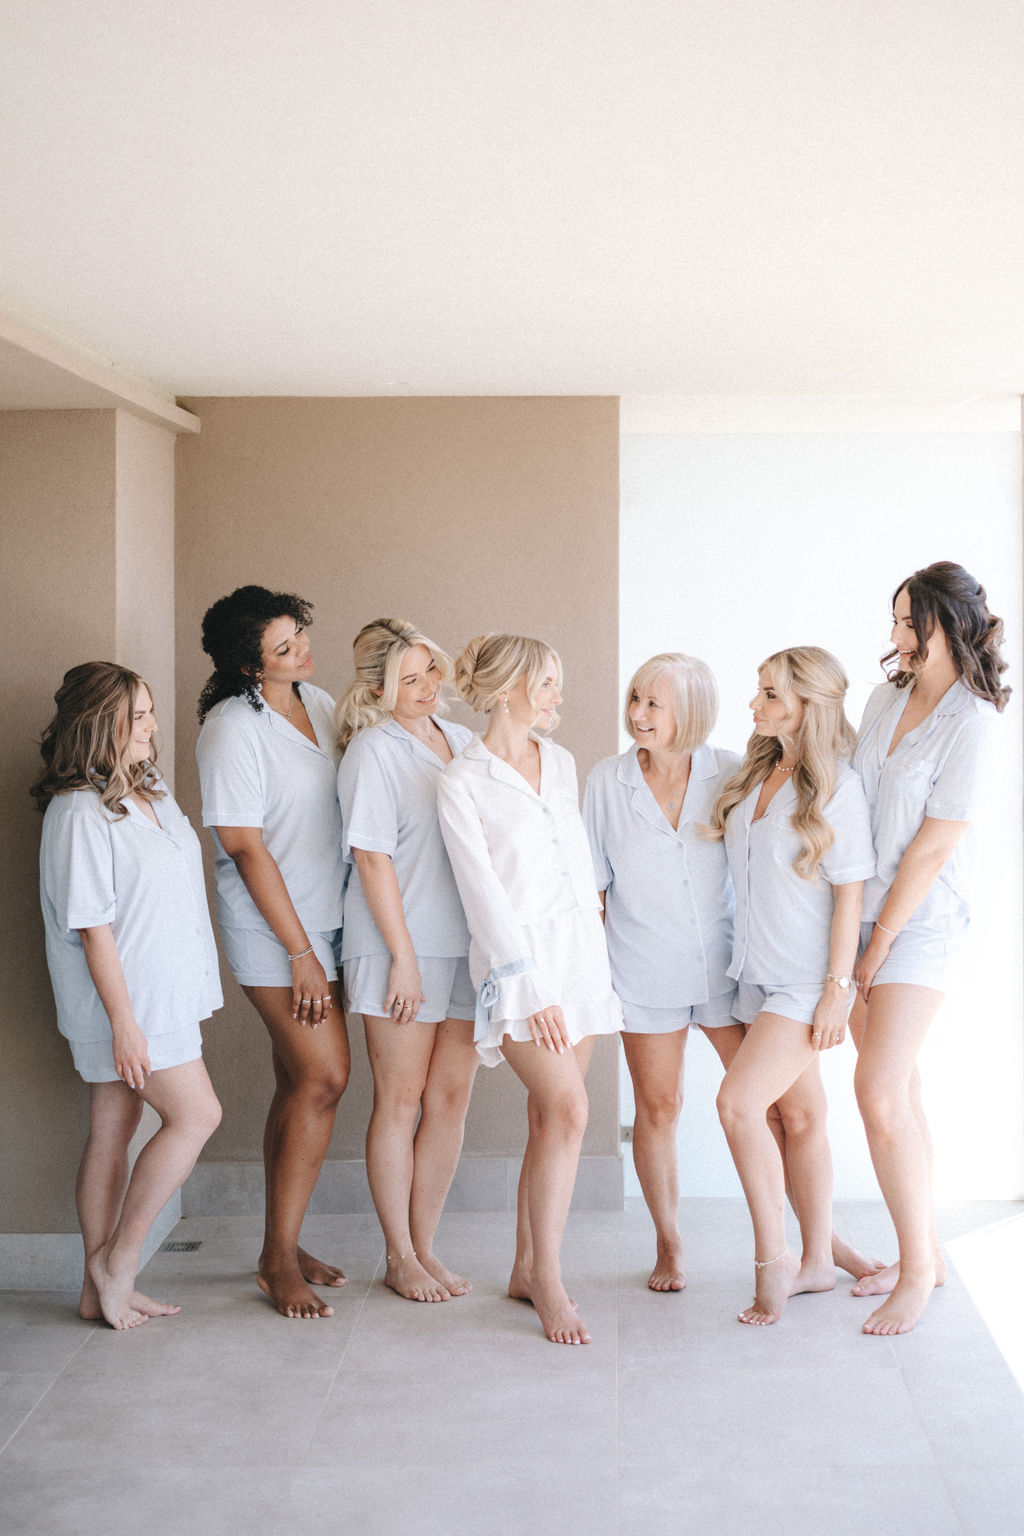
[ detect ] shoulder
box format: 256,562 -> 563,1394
828,763 -> 869,811
586,753 -> 625,789
299,683 -> 336,715
343,721 -> 392,763
199,693 -> 262,739
702,744 -> 741,781
541,737 -> 576,774
859,681 -> 899,730
442,719 -> 474,753
44,786 -> 107,825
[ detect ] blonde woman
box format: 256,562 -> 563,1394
709,648 -> 875,1326
850,563 -> 1008,1335
437,635 -> 621,1345
33,663 -> 223,1330
336,619 -> 479,1304
583,654 -> 743,1291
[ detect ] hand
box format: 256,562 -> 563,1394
527,1004 -> 569,1053
112,1024 -> 151,1090
853,930 -> 892,1003
385,956 -> 426,1025
290,952 -> 333,1027
810,993 -> 847,1052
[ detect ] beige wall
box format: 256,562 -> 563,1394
0,409 -> 177,1235
175,397 -> 622,1170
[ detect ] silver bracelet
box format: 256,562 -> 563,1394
875,920 -> 900,937
287,944 -> 314,961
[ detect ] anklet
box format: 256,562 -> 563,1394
753,1246 -> 790,1269
386,1252 -> 416,1261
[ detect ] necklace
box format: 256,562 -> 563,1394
260,685 -> 294,722
774,762 -> 796,775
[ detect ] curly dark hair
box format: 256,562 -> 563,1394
198,585 -> 314,720
883,561 -> 1010,712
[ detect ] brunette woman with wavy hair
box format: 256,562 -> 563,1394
849,562 -> 1008,1335
708,648 -> 875,1325
34,663 -> 222,1329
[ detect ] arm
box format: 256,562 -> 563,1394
854,816 -> 968,999
78,926 -> 150,1089
215,825 -> 330,1025
811,879 -> 863,1050
351,848 -> 425,1022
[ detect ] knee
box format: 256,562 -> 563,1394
775,1101 -> 818,1141
311,1061 -> 349,1112
716,1082 -> 757,1137
196,1092 -> 223,1145
635,1087 -> 683,1130
421,1078 -> 474,1125
855,1078 -> 901,1139
537,1089 -> 588,1144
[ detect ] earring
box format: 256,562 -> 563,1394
255,680 -> 263,693
502,695 -> 510,715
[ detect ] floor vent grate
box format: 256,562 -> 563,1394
158,1239 -> 202,1253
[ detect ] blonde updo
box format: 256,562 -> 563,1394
454,634 -> 562,728
335,618 -> 452,753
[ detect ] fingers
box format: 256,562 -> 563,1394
529,1008 -> 568,1054
117,1056 -> 150,1091
292,961 -> 333,1026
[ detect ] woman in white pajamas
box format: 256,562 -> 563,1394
849,562 -> 1009,1336
197,585 -> 350,1321
336,618 -> 479,1305
34,662 -> 222,1330
583,654 -> 743,1292
710,647 -> 875,1326
438,635 -> 621,1345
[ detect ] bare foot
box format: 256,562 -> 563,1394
851,1255 -> 946,1297
791,1259 -> 836,1298
831,1234 -> 886,1281
384,1253 -> 450,1302
738,1247 -> 802,1326
298,1248 -> 347,1288
862,1273 -> 935,1335
648,1237 -> 686,1293
257,1262 -> 335,1319
511,1271 -> 590,1344
509,1262 -> 576,1310
80,1282 -> 180,1322
417,1250 -> 471,1296
87,1244 -> 148,1331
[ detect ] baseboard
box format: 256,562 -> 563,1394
0,1194 -> 181,1291
183,1155 -> 624,1217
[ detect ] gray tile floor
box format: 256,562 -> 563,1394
1,1197 -> 1023,1536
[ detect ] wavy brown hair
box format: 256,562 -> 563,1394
706,647 -> 856,880
31,662 -> 164,818
883,561 -> 1010,711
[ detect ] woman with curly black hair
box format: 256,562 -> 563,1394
197,586 -> 350,1320
850,562 -> 1009,1336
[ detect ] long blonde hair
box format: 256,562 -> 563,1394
335,618 -> 453,752
31,662 -> 164,819
454,634 -> 562,727
706,647 -> 856,880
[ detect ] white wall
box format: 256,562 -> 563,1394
619,428 -> 1023,1201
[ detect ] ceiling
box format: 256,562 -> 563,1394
2,1 -> 1024,410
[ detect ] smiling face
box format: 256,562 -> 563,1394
505,654 -> 563,731
750,667 -> 804,742
628,675 -> 678,753
391,644 -> 442,722
124,684 -> 157,766
259,615 -> 314,686
890,584 -> 953,677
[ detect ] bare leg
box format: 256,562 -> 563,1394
708,1022 -> 882,1282
773,1062 -> 836,1295
246,983 -> 349,1319
621,1029 -> 688,1291
716,1013 -> 821,1325
852,984 -> 945,1334
87,1060 -> 222,1330
409,1017 -> 480,1295
503,1034 -> 594,1344
363,1014 -> 451,1302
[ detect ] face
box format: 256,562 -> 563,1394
505,655 -> 563,730
259,616 -> 314,685
125,685 -> 157,765
391,644 -> 442,721
628,676 -> 678,752
750,668 -> 804,742
890,586 -> 952,675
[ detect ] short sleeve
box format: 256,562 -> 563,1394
338,734 -> 399,860
197,714 -> 264,828
925,711 -> 994,823
581,769 -> 613,892
820,774 -> 876,886
47,797 -> 117,931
